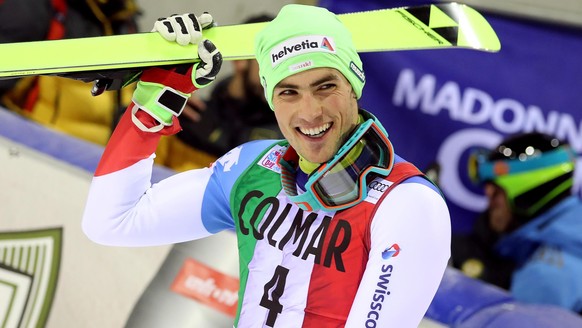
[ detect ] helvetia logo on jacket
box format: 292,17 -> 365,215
270,35 -> 336,67
381,244 -> 401,259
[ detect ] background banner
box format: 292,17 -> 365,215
321,0 -> 582,232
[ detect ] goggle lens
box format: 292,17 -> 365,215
313,125 -> 390,207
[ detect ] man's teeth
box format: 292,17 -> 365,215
299,123 -> 331,137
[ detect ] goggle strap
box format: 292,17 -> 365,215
477,147 -> 574,182
278,146 -> 300,197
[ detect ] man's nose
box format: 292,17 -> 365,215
296,94 -> 323,122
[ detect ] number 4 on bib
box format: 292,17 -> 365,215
260,265 -> 289,327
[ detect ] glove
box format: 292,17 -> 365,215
131,13 -> 223,133
152,13 -> 215,46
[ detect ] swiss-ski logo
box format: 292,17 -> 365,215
270,35 -> 336,67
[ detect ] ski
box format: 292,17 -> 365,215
0,2 -> 500,90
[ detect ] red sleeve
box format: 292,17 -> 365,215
94,103 -> 181,176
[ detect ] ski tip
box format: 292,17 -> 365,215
404,2 -> 502,52
339,2 -> 501,53
449,3 -> 501,52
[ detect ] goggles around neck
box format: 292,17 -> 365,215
278,114 -> 395,212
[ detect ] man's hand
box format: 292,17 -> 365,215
152,13 -> 215,46
131,13 -> 222,132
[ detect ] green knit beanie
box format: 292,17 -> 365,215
254,4 -> 365,110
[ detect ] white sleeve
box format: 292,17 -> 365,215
82,155 -> 216,247
345,182 -> 451,327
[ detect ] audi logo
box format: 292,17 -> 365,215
368,181 -> 389,192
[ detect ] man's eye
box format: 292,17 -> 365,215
279,89 -> 296,96
319,83 -> 336,90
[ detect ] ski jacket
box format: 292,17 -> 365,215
496,195 -> 582,313
82,108 -> 451,327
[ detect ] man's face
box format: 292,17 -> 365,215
484,183 -> 514,233
272,67 -> 359,163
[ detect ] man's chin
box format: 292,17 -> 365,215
302,151 -> 334,165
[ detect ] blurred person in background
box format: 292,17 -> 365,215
452,132 -> 582,314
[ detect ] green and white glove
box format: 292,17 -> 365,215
152,13 -> 215,46
131,13 -> 222,133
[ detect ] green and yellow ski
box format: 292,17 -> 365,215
0,3 -> 500,89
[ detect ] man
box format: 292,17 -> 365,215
452,132 -> 582,313
82,5 -> 451,327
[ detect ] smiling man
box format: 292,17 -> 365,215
82,5 -> 451,327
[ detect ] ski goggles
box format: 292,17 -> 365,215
279,116 -> 394,212
468,146 -> 575,186
468,145 -> 576,216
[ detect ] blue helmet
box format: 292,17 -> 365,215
469,132 -> 576,218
